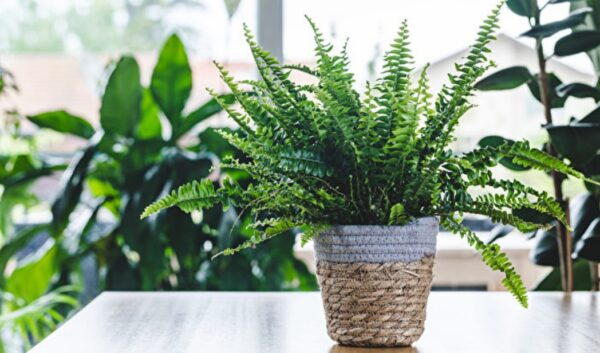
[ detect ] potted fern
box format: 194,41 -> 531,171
142,2 -> 597,347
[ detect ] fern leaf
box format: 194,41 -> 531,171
388,203 -> 412,225
141,179 -> 220,218
441,215 -> 528,308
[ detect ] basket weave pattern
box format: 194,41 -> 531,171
316,256 -> 435,347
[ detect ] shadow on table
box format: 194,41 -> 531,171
330,344 -> 419,353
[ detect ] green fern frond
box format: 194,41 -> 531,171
141,179 -> 220,218
388,203 -> 412,225
441,215 -> 528,308
214,217 -> 298,258
299,223 -> 330,246
509,141 -> 590,181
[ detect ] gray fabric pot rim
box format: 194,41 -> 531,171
314,216 -> 439,263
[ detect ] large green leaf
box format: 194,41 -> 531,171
5,241 -> 58,303
507,0 -> 537,18
527,73 -> 567,108
554,30 -> 600,56
100,56 -> 142,136
135,88 -> 162,141
478,135 -> 531,171
556,82 -> 600,101
28,110 -> 94,139
177,95 -> 234,139
546,123 -> 600,165
569,193 -> 600,243
474,66 -> 532,91
521,7 -> 592,38
534,259 -> 592,290
573,217 -> 600,261
150,34 -> 192,134
570,0 -> 600,75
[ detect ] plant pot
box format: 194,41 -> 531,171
314,217 -> 438,347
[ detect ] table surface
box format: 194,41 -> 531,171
30,292 -> 599,353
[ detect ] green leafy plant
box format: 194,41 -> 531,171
0,67 -> 74,351
19,34 -> 315,293
476,0 -> 600,291
143,3 -> 597,307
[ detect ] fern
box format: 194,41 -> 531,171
143,1 -> 591,307
141,179 -> 221,218
441,216 -> 528,307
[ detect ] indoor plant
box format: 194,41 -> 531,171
17,34 -> 315,293
142,3 -> 596,347
475,0 -> 600,291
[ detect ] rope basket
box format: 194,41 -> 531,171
313,218 -> 438,347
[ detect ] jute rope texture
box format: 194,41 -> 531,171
317,256 -> 434,347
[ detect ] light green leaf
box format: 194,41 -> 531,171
135,88 -> 162,140
28,110 -> 94,139
5,241 -> 58,303
150,34 -> 192,133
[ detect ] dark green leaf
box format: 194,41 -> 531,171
534,259 -> 592,290
474,66 -> 533,91
513,207 -> 555,224
521,8 -> 591,38
549,0 -> 584,3
28,110 -> 94,139
573,217 -> 600,261
478,135 -> 531,171
546,123 -> 600,165
580,104 -> 600,123
530,227 -> 560,266
0,224 -> 47,279
100,56 -> 142,136
556,82 -> 600,101
51,134 -> 100,234
2,163 -> 66,189
507,0 -> 537,18
177,95 -> 234,139
150,34 -> 192,132
570,193 -> 600,243
486,224 -> 514,244
555,30 -> 600,56
527,73 -> 567,108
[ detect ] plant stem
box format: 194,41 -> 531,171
534,15 -> 573,292
591,262 -> 599,291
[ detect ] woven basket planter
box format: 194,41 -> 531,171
314,217 -> 438,347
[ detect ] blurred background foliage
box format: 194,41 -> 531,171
0,31 -> 315,352
476,0 -> 600,291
